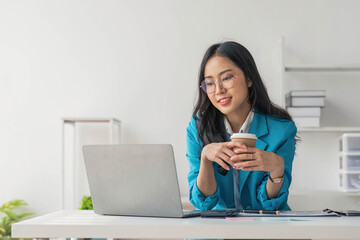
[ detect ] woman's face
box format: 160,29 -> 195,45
204,55 -> 251,116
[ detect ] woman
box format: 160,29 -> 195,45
186,41 -> 297,211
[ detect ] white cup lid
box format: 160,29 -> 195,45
231,133 -> 257,140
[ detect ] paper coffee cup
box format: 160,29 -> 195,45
230,133 -> 257,150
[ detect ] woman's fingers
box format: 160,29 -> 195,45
222,145 -> 236,158
203,142 -> 258,170
226,141 -> 247,150
217,152 -> 234,167
240,166 -> 259,171
230,153 -> 255,163
234,147 -> 256,154
213,143 -> 240,170
230,148 -> 259,170
215,157 -> 230,170
234,159 -> 260,170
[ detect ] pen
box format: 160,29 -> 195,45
242,210 -> 280,215
259,210 -> 280,215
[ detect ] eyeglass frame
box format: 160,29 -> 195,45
200,74 -> 242,94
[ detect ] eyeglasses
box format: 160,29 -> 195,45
200,74 -> 241,94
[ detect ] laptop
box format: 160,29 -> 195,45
82,144 -> 200,218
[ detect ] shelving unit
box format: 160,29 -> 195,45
279,36 -> 360,130
279,37 -> 360,194
339,170 -> 360,193
339,134 -> 360,192
61,117 -> 121,210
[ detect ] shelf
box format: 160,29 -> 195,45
62,117 -> 121,124
289,189 -> 360,196
340,189 -> 360,193
337,189 -> 360,194
278,36 -> 360,106
285,66 -> 360,72
340,170 -> 360,174
298,127 -> 360,132
339,151 -> 360,156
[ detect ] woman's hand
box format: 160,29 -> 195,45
201,142 -> 248,170
230,147 -> 284,176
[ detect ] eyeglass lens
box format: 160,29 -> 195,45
201,76 -> 234,94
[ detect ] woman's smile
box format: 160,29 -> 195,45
218,97 -> 232,106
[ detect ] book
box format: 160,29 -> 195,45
286,96 -> 325,107
286,90 -> 326,97
287,107 -> 321,117
293,117 -> 320,127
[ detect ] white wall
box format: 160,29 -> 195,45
1,0 -> 360,215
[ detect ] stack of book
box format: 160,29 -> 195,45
285,90 -> 326,127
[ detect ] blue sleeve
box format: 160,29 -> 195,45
256,121 -> 297,210
186,116 -> 222,210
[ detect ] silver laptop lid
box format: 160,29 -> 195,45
82,144 -> 184,217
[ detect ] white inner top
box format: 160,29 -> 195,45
224,109 -> 255,136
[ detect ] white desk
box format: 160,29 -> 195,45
12,210 -> 360,239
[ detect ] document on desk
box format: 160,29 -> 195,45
235,211 -> 340,217
201,209 -> 340,218
260,211 -> 339,217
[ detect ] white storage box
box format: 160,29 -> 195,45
339,172 -> 360,191
339,152 -> 360,171
340,133 -> 360,152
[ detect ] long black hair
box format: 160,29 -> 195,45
193,41 -> 294,146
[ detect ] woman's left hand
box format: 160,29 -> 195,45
229,147 -> 284,175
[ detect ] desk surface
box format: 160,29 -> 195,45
12,210 -> 360,239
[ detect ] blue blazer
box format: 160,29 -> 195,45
186,111 -> 297,211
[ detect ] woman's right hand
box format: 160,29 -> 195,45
201,141 -> 247,170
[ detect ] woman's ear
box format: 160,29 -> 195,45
248,80 -> 253,88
